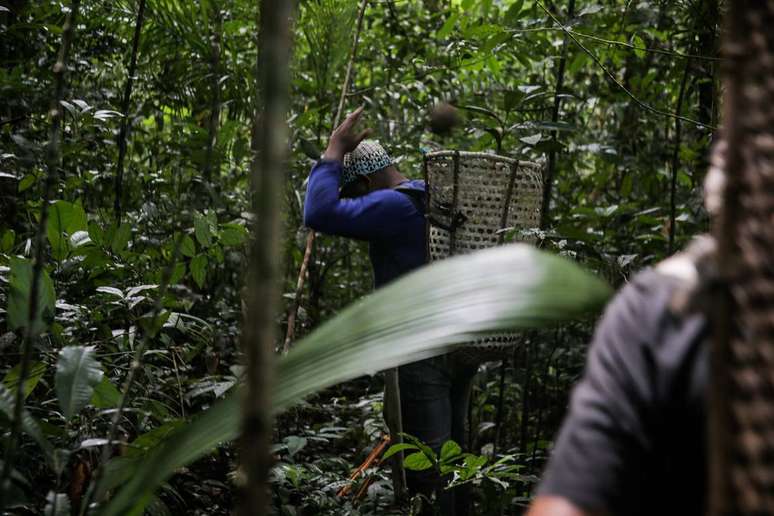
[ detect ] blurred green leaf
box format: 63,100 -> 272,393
101,244 -> 610,516
55,346 -> 103,420
404,451 -> 433,471
90,377 -> 121,409
3,361 -> 46,399
190,254 -> 208,288
111,223 -> 132,254
180,234 -> 196,258
194,213 -> 213,248
7,257 -> 56,335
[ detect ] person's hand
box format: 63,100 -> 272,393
322,106 -> 372,162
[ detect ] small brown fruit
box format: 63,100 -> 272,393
429,102 -> 460,136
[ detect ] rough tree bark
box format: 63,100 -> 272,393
113,0 -> 147,225
238,0 -> 292,514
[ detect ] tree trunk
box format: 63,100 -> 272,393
667,62 -> 690,255
113,0 -> 147,224
540,0 -> 575,229
238,0 -> 293,514
203,1 -> 223,183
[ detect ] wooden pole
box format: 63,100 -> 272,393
238,0 -> 292,513
384,368 -> 408,500
540,0 -> 575,229
283,0 -> 369,353
113,0 -> 147,225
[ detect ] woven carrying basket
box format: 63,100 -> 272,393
423,150 -> 544,364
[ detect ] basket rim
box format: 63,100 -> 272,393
424,150 -> 542,169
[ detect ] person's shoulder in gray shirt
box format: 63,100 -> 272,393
533,267 -> 710,516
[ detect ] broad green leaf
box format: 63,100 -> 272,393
125,420 -> 186,458
219,224 -> 247,247
440,439 -> 462,462
382,443 -> 419,461
101,245 -> 610,516
7,257 -> 56,335
520,133 -> 542,146
90,377 -> 121,409
436,12 -> 459,39
1,229 -> 15,253
88,222 -> 105,247
170,262 -> 186,284
55,346 -> 103,420
3,361 -> 46,399
404,451 -> 433,471
504,0 -> 525,25
194,213 -> 212,248
180,234 -> 196,258
285,435 -> 307,457
111,223 -> 132,254
46,201 -> 87,261
190,254 -> 208,288
18,174 -> 36,192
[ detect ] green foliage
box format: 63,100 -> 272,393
55,346 -> 104,420
7,258 -> 56,335
101,244 -> 608,515
3,361 -> 46,400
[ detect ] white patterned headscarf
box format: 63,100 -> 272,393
341,140 -> 394,187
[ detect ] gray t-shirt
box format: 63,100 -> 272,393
536,269 -> 709,515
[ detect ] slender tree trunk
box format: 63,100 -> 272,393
203,1 -> 223,183
0,0 -> 81,505
668,62 -> 690,255
239,0 -> 293,514
113,0 -> 147,225
540,0 -> 575,229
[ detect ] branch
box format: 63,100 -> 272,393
508,27 -> 724,62
536,1 -> 716,131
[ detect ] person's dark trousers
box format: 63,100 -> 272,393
398,355 -> 478,516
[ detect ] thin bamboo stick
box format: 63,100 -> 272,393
283,0 -> 369,353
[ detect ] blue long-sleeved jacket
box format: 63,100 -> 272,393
303,159 -> 426,288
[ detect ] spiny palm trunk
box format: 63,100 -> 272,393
710,2 -> 774,513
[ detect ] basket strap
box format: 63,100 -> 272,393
450,150 -> 461,255
498,161 -> 520,245
422,154 -> 431,263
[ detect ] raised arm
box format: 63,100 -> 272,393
303,159 -> 417,240
303,107 -> 417,240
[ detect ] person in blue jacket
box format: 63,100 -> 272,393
304,106 -> 476,515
